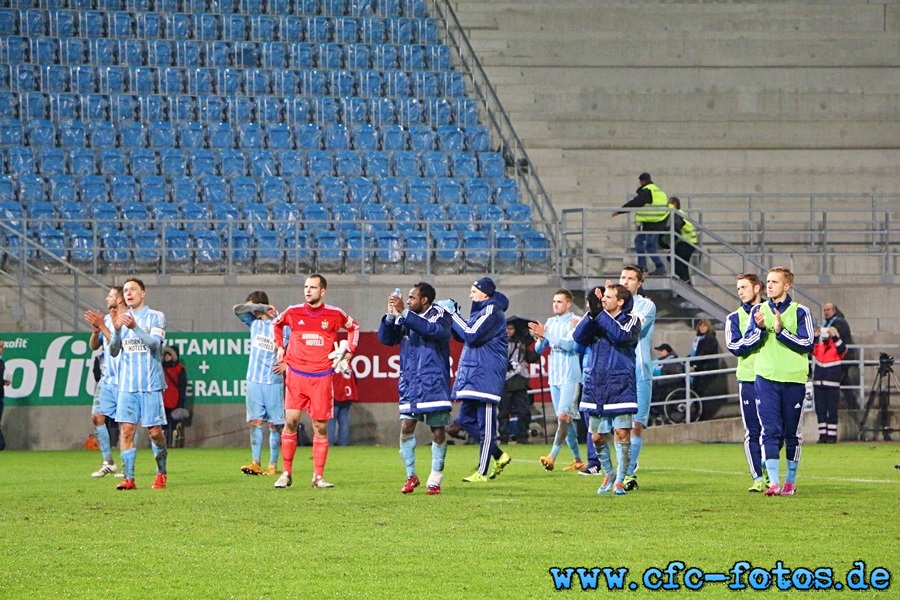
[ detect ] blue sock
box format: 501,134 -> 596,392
431,441 -> 447,473
549,442 -> 562,460
585,429 -> 598,465
628,435 -> 642,476
151,440 -> 168,474
614,441 -> 631,485
121,447 -> 137,480
598,439 -> 614,479
565,424 -> 581,461
785,460 -> 799,484
95,424 -> 113,463
765,458 -> 781,486
250,425 -> 263,464
399,433 -> 416,478
269,427 -> 282,467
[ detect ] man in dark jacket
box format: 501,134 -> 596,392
573,284 -> 641,495
449,277 -> 512,483
378,282 -> 452,495
613,172 -> 670,276
823,303 -> 858,409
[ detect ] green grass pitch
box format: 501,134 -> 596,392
1,442 -> 897,598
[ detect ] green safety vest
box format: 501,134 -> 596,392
735,307 -> 757,382
754,302 -> 808,384
678,210 -> 698,244
635,183 -> 669,223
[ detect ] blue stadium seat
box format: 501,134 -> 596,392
398,44 -> 425,71
318,43 -> 342,70
88,121 -> 116,149
220,149 -> 246,178
41,65 -> 70,94
418,203 -> 446,229
130,149 -> 157,178
344,44 -> 371,70
356,70 -> 383,99
119,39 -> 146,67
359,152 -> 387,180
435,177 -> 462,205
255,228 -> 283,272
352,124 -> 378,151
476,203 -> 505,232
98,148 -> 126,177
335,150 -> 363,177
181,201 -> 210,233
406,177 -> 433,205
210,202 -> 239,231
454,99 -> 480,128
277,150 -> 306,177
284,228 -> 313,272
250,14 -> 277,43
390,203 -> 418,232
89,39 -> 116,67
260,175 -> 286,205
194,229 -> 224,272
70,67 -> 96,95
151,202 -> 180,231
140,175 -> 167,204
314,230 -> 343,272
288,176 -> 316,204
361,203 -> 389,234
37,228 -> 68,272
48,93 -> 77,123
505,202 -> 534,235
256,97 -> 285,125
159,67 -> 186,96
308,150 -> 335,178
422,151 -> 449,177
270,201 -> 297,232
27,119 -> 55,147
242,202 -> 270,234
110,175 -> 137,206
463,230 -> 490,272
347,176 -> 375,204
344,231 -> 371,273
305,17 -> 329,43
198,95 -> 225,123
0,200 -> 24,231
341,97 -> 368,125
168,96 -> 196,123
402,229 -> 427,270
374,176 -> 402,205
7,146 -> 35,175
204,41 -> 229,68
200,175 -> 228,204
177,122 -> 204,149
120,201 -> 148,233
60,38 -> 86,66
68,227 -> 96,266
225,228 -> 253,271
384,70 -> 409,98
129,67 -> 156,95
21,91 -> 47,120
223,14 -> 248,41
49,175 -> 76,205
402,0 -> 427,18
189,149 -> 217,177
27,201 -> 57,232
429,46 -> 453,71
411,71 -> 438,98
368,97 -> 395,125
266,123 -> 292,149
238,123 -> 264,149
187,68 -> 214,95
392,151 -> 420,177
161,228 -> 192,272
207,122 -> 235,150
359,16 -> 386,43
461,178 -> 490,206
194,13 -> 221,42
332,203 -> 360,232
437,126 -> 464,151
279,16 -> 304,44
160,149 -> 186,179
451,151 -> 478,179
312,97 -> 339,124
373,229 -> 402,273
171,177 -> 199,206
324,123 -> 350,150
479,152 -> 506,179
448,203 -> 476,231
380,124 -> 407,151
0,175 -> 13,203
79,94 -> 106,122
287,43 -> 313,69
0,119 -> 23,146
132,230 -> 161,268
230,176 -> 258,205
408,124 -> 435,151
69,148 -> 96,177
521,230 -> 550,273
425,98 -> 452,127
397,98 -> 423,126
18,174 -> 45,204
101,229 -> 131,267
49,10 -> 77,38
333,16 -> 358,43
386,17 -> 413,44
113,94 -> 140,122
319,176 -> 347,206
38,148 -> 66,176
432,229 -> 461,273
248,150 -> 277,177
301,203 -> 329,227
175,40 -> 202,67
495,179 -> 519,206
295,123 -> 322,150
301,70 -> 327,97
148,121 -> 175,148
493,231 -> 519,272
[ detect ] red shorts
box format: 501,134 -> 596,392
285,369 -> 333,421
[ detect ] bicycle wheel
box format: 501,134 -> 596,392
663,388 -> 703,424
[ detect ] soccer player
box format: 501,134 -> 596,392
609,266 -> 656,490
573,285 -> 641,495
741,267 -> 814,496
529,289 -> 584,472
378,283 -> 453,494
108,278 -> 168,490
84,286 -> 125,478
234,291 -> 287,477
449,277 -> 512,483
272,274 -> 360,489
725,273 -> 768,492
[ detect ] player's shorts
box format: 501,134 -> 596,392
116,390 -> 166,427
550,381 -> 579,420
246,381 -> 285,425
91,379 -> 118,419
633,378 -> 653,426
588,414 -> 633,435
285,368 -> 333,421
400,410 -> 451,427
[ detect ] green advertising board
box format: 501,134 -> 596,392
1,332 -> 248,407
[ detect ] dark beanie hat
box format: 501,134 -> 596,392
473,277 -> 496,297
639,172 -> 652,182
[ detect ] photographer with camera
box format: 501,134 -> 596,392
812,325 -> 847,443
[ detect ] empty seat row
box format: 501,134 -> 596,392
0,170 -> 521,207
0,10 -> 438,44
0,93 -> 477,130
0,0 -> 424,19
1,37 -> 453,73
2,66 -> 459,104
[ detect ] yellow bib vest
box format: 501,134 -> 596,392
678,209 -> 698,244
635,183 -> 669,223
754,302 -> 808,384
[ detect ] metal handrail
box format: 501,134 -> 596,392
431,0 -> 559,248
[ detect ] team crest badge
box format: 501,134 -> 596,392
321,319 -> 329,329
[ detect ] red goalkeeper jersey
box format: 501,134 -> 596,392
273,303 -> 360,375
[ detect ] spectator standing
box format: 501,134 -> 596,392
612,173 -> 670,276
329,369 -> 357,447
498,322 -> 537,445
812,325 -> 847,443
161,347 -> 187,447
822,303 -> 858,409
667,197 -> 697,285
690,319 -> 722,398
